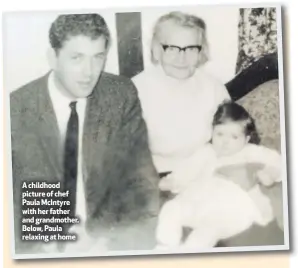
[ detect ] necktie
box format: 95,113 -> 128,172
63,101 -> 79,219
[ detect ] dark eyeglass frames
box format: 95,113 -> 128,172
161,44 -> 202,55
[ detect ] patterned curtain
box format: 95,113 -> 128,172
236,8 -> 277,74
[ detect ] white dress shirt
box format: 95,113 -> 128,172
133,65 -> 230,172
48,72 -> 87,223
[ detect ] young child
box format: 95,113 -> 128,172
155,102 -> 282,251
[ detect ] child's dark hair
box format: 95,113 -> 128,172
212,101 -> 260,144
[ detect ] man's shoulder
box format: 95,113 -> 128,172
10,73 -> 49,104
95,72 -> 139,104
99,72 -> 135,88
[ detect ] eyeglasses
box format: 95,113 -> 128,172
161,44 -> 202,56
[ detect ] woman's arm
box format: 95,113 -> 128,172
243,144 -> 282,186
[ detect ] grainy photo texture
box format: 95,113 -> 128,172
3,5 -> 289,259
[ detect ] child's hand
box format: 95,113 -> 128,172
256,167 -> 280,187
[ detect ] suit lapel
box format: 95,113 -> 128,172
82,90 -> 103,180
37,74 -> 63,180
82,77 -> 116,217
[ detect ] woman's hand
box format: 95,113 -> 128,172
159,174 -> 175,191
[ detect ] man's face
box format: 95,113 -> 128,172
51,35 -> 107,98
212,122 -> 249,157
156,22 -> 203,80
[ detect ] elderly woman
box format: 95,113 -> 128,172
133,11 -> 230,175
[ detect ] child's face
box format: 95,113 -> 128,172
212,121 -> 249,157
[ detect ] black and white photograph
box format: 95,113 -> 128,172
3,4 -> 289,259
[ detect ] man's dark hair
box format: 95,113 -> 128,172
49,13 -> 111,53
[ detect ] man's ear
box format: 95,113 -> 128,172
47,47 -> 57,70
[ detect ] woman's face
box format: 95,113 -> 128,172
155,22 -> 203,80
212,122 -> 249,157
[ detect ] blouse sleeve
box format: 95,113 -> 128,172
245,144 -> 282,182
245,144 -> 280,165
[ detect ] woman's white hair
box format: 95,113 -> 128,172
151,11 -> 209,66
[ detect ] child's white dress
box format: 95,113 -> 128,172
156,143 -> 282,251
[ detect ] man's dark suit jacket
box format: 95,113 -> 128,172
10,71 -> 159,254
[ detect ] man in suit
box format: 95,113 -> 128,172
10,13 -> 159,254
